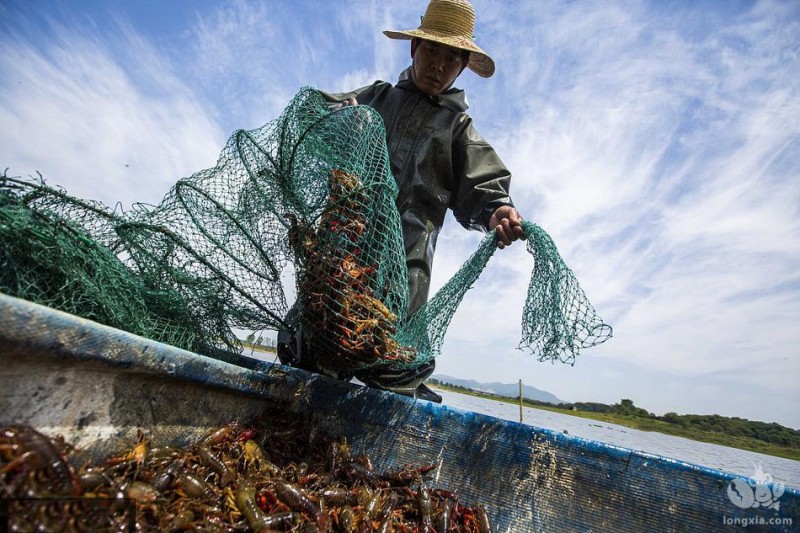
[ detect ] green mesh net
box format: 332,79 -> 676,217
0,87 -> 611,376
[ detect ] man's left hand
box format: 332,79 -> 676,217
489,206 -> 525,249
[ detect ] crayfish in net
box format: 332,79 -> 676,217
286,169 -> 417,371
1,419 -> 493,531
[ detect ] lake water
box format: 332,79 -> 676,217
436,389 -> 800,490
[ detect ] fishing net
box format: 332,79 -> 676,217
0,87 -> 611,376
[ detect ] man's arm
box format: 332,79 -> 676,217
451,117 -> 525,248
317,82 -> 383,108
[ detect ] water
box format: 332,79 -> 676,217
437,389 -> 800,490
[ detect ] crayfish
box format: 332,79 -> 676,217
0,424 -> 81,497
286,168 -> 417,372
1,420 -> 493,531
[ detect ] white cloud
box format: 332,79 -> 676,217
0,21 -> 222,208
434,0 -> 800,427
181,0 -> 421,128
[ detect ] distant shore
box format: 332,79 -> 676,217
429,383 -> 800,462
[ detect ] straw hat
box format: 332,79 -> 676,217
383,0 -> 495,78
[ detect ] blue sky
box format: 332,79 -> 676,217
2,1 -> 799,430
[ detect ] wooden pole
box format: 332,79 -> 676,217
519,379 -> 523,423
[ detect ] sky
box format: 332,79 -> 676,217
1,0 -> 799,430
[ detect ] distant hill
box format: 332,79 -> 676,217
431,374 -> 563,404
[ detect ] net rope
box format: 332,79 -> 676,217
0,87 -> 611,375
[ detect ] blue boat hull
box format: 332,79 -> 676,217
0,293 -> 797,532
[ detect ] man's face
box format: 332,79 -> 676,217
410,39 -> 468,96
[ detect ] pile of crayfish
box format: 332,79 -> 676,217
287,168 -> 417,371
1,417 -> 493,532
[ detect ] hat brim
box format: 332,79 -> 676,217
383,29 -> 495,78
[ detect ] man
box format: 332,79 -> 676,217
281,0 -> 524,402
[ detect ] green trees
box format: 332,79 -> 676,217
612,399 -> 654,418
659,414 -> 800,447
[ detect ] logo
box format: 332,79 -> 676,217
726,464 -> 786,511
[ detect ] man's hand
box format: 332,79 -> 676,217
328,96 -> 358,111
489,205 -> 525,249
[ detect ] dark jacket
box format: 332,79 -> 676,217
321,68 -> 514,315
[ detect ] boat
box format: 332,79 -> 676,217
1,292 -> 797,532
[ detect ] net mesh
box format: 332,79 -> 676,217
0,87 -> 611,375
